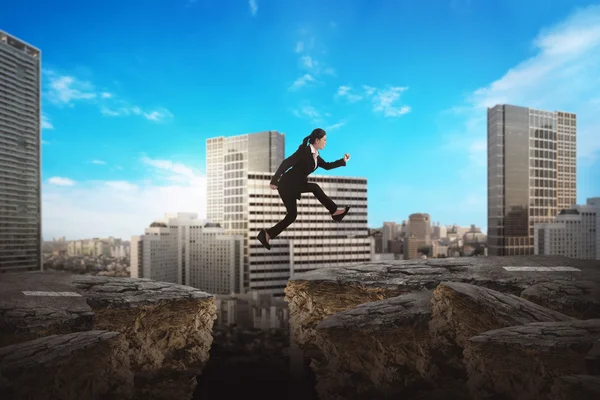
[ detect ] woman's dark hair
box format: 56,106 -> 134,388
302,128 -> 326,147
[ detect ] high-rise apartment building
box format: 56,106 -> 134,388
131,213 -> 243,294
206,131 -> 285,292
0,31 -> 42,272
247,172 -> 370,296
487,104 -> 576,256
534,197 -> 599,260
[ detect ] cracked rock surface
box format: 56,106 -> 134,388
431,281 -> 574,349
464,319 -> 600,400
0,271 -> 217,399
0,330 -> 133,400
285,256 -> 597,353
72,275 -> 217,375
520,280 -> 600,319
285,256 -> 600,400
314,291 -> 435,400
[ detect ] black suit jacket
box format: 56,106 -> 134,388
270,145 -> 346,198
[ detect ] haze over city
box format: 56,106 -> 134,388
1,0 -> 599,241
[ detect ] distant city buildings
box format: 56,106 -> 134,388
403,213 -> 431,260
214,291 -> 289,330
487,104 -> 577,256
0,30 -> 42,273
206,131 -> 371,297
67,237 -> 130,258
534,197 -> 600,260
131,213 -> 243,295
371,218 -> 486,260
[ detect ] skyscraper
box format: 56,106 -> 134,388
206,131 -> 285,291
130,213 -> 243,294
487,104 -> 577,256
0,31 -> 42,272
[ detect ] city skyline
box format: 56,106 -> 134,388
1,1 -> 599,240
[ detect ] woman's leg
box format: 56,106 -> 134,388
303,182 -> 350,221
303,182 -> 338,214
265,191 -> 298,240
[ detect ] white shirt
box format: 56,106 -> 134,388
309,144 -> 318,170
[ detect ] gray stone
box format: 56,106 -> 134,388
0,330 -> 133,400
431,281 -> 574,349
521,280 -> 600,319
464,319 -> 600,400
313,291 -> 435,399
285,256 -> 599,351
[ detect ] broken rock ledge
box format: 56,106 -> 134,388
285,255 -> 600,400
0,272 -> 216,399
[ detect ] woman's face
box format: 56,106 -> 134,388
314,135 -> 327,150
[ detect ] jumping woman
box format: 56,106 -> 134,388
256,128 -> 351,250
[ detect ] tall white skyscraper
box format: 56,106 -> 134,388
0,30 -> 42,272
206,131 -> 285,292
487,104 -> 577,256
131,213 -> 243,294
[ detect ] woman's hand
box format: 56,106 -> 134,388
270,184 -> 277,190
343,153 -> 351,162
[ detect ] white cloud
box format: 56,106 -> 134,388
336,85 -> 363,103
325,121 -> 345,131
91,159 -> 106,165
293,105 -> 321,124
44,69 -> 172,123
301,55 -> 314,69
42,157 -> 207,240
295,41 -> 304,53
44,71 -> 97,105
249,0 -> 257,16
289,74 -> 315,90
298,54 -> 335,77
48,177 -> 76,186
372,86 -> 411,117
446,3 -> 600,169
143,107 -> 174,122
104,181 -> 137,191
41,114 -> 53,129
100,105 -> 172,123
335,85 -> 411,117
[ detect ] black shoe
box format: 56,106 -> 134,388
332,206 -> 350,222
257,229 -> 271,250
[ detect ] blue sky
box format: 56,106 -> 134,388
2,0 -> 600,240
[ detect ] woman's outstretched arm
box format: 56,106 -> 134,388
317,155 -> 347,170
270,146 -> 303,186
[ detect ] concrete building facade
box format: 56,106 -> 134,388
534,197 -> 600,260
131,213 -> 243,294
0,30 -> 42,272
247,172 -> 371,296
487,104 -> 577,256
206,131 -> 285,292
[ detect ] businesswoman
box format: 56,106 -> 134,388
256,128 -> 350,250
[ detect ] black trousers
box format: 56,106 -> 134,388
266,182 -> 337,239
